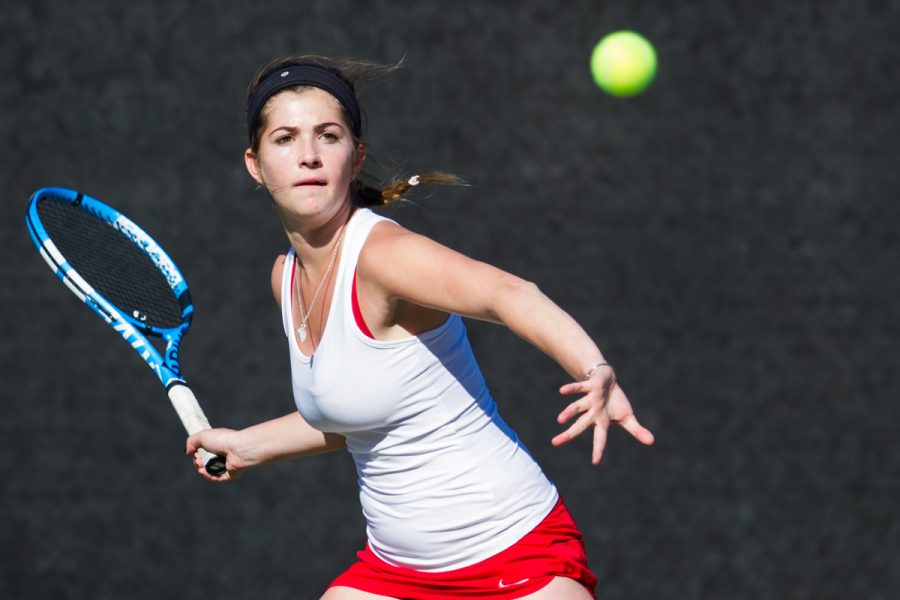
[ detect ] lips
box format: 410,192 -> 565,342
295,178 -> 326,186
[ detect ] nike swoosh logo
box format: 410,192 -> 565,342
498,578 -> 531,588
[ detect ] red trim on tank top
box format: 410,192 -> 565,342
352,267 -> 375,339
289,256 -> 296,303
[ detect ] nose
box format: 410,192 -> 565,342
299,138 -> 321,168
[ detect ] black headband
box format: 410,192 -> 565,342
246,64 -> 362,143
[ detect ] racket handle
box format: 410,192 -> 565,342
199,448 -> 227,476
167,383 -> 227,476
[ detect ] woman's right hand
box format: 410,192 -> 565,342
186,428 -> 246,482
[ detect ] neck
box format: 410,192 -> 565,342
284,202 -> 355,271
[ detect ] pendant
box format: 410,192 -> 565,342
297,323 -> 308,342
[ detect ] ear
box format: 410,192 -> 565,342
352,143 -> 367,179
244,147 -> 264,186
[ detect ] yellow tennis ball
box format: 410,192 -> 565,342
590,30 -> 657,97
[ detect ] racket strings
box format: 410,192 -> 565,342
37,196 -> 184,330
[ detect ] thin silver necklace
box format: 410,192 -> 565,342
295,224 -> 346,343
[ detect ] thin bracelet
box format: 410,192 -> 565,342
583,361 -> 613,381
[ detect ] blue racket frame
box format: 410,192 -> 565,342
25,186 -> 193,389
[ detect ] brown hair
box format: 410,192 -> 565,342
247,54 -> 464,207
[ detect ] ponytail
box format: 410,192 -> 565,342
352,172 -> 466,207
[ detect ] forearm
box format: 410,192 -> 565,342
235,412 -> 346,467
493,278 -> 606,381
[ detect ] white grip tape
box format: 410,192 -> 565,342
167,384 -> 220,469
167,384 -> 213,435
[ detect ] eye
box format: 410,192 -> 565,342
274,134 -> 293,145
319,130 -> 340,142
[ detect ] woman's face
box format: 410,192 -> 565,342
245,87 -> 363,225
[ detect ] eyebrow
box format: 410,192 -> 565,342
269,122 -> 345,135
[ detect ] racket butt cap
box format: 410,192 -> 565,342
205,455 -> 227,476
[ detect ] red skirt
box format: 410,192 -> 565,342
329,497 -> 597,598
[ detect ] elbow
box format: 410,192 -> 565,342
490,275 -> 543,322
505,275 -> 541,296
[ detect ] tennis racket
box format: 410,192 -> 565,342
25,186 -> 227,476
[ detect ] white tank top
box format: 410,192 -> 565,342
280,208 -> 558,571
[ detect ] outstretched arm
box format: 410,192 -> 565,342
361,222 -> 654,464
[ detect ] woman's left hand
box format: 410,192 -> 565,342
552,365 -> 655,465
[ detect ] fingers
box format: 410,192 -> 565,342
556,397 -> 587,425
185,431 -> 233,482
619,414 -> 655,446
556,376 -> 612,425
561,366 -> 615,395
554,379 -> 654,463
185,430 -> 212,455
185,435 -> 200,455
592,422 -> 608,465
552,410 -> 604,448
556,381 -> 605,425
559,380 -> 589,396
191,450 -> 232,481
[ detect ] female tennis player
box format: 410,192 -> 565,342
186,55 -> 654,599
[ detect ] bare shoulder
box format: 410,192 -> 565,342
359,220 -> 453,270
364,219 -> 413,246
359,220 -> 464,281
357,220 -> 453,334
271,254 -> 288,307
356,218 -> 516,323
358,220 -> 412,272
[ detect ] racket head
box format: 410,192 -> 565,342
25,187 -> 194,386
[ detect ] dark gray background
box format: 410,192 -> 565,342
2,1 -> 898,598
